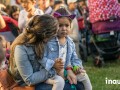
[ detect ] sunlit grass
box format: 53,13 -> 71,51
84,57 -> 120,90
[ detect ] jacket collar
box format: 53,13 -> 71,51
49,36 -> 73,42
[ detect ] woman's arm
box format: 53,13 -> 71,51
0,14 -> 6,29
14,45 -> 49,86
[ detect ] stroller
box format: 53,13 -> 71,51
79,0 -> 120,67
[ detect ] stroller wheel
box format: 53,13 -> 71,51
94,56 -> 104,67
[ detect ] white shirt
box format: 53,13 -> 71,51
10,0 -> 23,10
18,8 -> 44,32
59,43 -> 67,65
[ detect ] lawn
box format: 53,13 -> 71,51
84,57 -> 120,90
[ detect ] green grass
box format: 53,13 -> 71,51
83,57 -> 120,90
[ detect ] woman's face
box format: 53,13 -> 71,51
57,17 -> 71,38
21,0 -> 35,12
12,11 -> 20,21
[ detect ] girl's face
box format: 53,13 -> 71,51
57,17 -> 71,38
21,0 -> 35,12
12,11 -> 20,21
69,2 -> 77,10
38,0 -> 50,9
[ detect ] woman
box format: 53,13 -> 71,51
5,5 -> 20,21
9,14 -> 84,90
9,14 -> 59,88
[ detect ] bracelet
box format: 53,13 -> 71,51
73,66 -> 79,72
66,67 -> 72,70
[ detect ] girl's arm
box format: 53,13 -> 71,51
71,42 -> 83,68
0,14 -> 6,29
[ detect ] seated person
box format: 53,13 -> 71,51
9,15 -> 84,90
39,8 -> 92,90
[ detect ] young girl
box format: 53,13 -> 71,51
18,0 -> 44,32
0,35 -> 10,71
40,8 -> 92,90
5,5 -> 20,21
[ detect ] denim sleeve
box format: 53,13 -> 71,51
71,43 -> 83,68
39,57 -> 55,71
14,45 -> 49,86
39,45 -> 55,71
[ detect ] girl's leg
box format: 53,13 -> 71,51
46,75 -> 65,90
57,69 -> 64,79
77,73 -> 92,90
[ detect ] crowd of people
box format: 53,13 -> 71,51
0,0 -> 92,90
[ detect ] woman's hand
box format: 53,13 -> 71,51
67,70 -> 77,84
53,58 -> 64,71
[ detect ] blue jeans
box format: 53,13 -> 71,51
35,81 -> 84,90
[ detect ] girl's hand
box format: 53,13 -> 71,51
79,69 -> 86,73
73,66 -> 86,75
67,70 -> 77,84
53,58 -> 64,71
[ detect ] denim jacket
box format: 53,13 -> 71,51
9,44 -> 55,86
39,36 -> 83,71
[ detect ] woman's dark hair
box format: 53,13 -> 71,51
118,0 -> 120,3
9,14 -> 58,72
5,5 -> 20,19
9,5 -> 20,19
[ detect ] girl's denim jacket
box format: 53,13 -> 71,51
39,36 -> 83,71
9,44 -> 55,86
